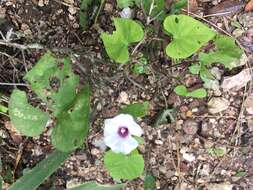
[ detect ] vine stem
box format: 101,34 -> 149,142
94,0 -> 105,25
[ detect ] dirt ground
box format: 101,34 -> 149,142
0,0 -> 253,190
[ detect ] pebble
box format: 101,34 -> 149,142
92,138 -> 107,151
192,108 -> 198,113
118,91 -> 130,104
154,139 -> 163,145
183,119 -> 199,135
91,148 -> 100,156
104,3 -> 113,13
182,152 -> 196,162
68,6 -> 77,15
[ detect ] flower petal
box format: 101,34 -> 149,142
118,136 -> 139,154
113,114 -> 143,136
104,118 -> 119,137
128,121 -> 143,137
104,134 -> 138,154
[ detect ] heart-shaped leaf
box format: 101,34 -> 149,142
51,85 -> 90,152
8,90 -> 49,137
187,88 -> 207,98
101,18 -> 144,64
104,150 -> 144,180
24,52 -> 79,116
121,101 -> 149,118
199,35 -> 243,69
164,15 -> 216,59
174,85 -> 207,98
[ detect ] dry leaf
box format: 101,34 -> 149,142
221,69 -> 252,91
244,95 -> 253,114
245,0 -> 253,11
207,183 -> 233,190
208,97 -> 230,114
4,121 -> 23,144
207,0 -> 245,16
189,0 -> 198,12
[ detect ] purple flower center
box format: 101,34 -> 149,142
117,126 -> 129,138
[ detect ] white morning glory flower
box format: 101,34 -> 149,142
104,114 -> 143,155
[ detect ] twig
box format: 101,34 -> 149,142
0,82 -> 28,87
0,40 -> 44,50
94,0 -> 105,25
53,0 -> 80,10
124,74 -> 145,90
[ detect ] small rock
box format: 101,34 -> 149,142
244,95 -> 253,114
92,138 -> 107,152
183,119 -> 199,135
159,166 -> 167,174
247,118 -> 253,131
182,152 -> 195,162
154,139 -> 163,145
38,0 -> 44,7
200,164 -> 210,176
104,3 -> 113,13
117,91 -> 130,104
186,110 -> 193,117
91,148 -> 100,156
68,6 -> 77,15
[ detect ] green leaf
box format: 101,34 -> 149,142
144,172 -> 156,190
154,109 -> 177,127
170,0 -> 187,14
104,150 -> 144,180
187,88 -> 207,98
0,104 -> 8,113
200,35 -> 243,69
0,158 -> 2,190
8,150 -> 70,190
51,85 -> 90,152
24,52 -> 79,117
121,101 -> 149,118
133,136 -> 144,144
116,0 -> 134,8
208,147 -> 226,157
101,18 -> 144,64
143,0 -> 166,21
174,85 -> 207,98
0,157 -> 2,172
0,176 -> 2,190
164,15 -> 216,59
174,85 -> 187,96
132,57 -> 149,74
8,90 -> 49,137
79,0 -> 92,30
234,171 -> 246,177
189,64 -> 200,75
199,61 -> 215,81
67,181 -> 123,190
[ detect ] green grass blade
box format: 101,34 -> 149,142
8,150 -> 70,190
67,181 -> 123,190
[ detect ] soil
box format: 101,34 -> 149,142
0,0 -> 253,190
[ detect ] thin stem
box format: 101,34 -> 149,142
94,0 -> 105,25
